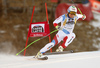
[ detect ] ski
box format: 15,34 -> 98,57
36,56 -> 48,60
28,50 -> 73,60
28,56 -> 48,60
44,50 -> 74,55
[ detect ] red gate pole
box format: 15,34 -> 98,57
45,3 -> 52,52
24,6 -> 35,56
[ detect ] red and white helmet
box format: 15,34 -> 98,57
67,6 -> 77,13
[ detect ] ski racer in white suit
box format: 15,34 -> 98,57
35,6 -> 86,58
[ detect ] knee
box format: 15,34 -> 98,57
51,40 -> 56,45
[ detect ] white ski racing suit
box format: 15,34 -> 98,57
40,14 -> 83,53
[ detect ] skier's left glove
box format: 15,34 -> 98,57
56,26 -> 63,30
82,14 -> 86,20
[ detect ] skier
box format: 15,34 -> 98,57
35,6 -> 86,58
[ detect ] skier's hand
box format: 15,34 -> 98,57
82,14 -> 86,20
56,26 -> 63,30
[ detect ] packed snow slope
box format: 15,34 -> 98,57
0,51 -> 100,68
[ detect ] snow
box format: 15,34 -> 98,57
0,51 -> 100,68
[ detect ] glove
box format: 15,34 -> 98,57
82,14 -> 86,20
56,26 -> 63,30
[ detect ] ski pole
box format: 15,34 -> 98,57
71,0 -> 83,15
16,29 -> 58,56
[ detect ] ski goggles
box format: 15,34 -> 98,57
69,11 -> 76,15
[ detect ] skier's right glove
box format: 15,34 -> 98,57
56,26 -> 63,30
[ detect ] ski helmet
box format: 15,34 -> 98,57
67,6 -> 77,13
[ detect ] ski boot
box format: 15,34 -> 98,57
35,51 -> 43,58
56,46 -> 64,52
35,51 -> 48,60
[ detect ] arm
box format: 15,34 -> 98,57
76,14 -> 86,20
53,16 -> 63,27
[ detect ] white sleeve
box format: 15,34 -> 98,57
76,14 -> 83,19
53,16 -> 63,24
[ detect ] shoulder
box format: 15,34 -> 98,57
61,14 -> 67,17
61,14 -> 67,21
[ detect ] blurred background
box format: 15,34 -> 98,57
0,0 -> 100,56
